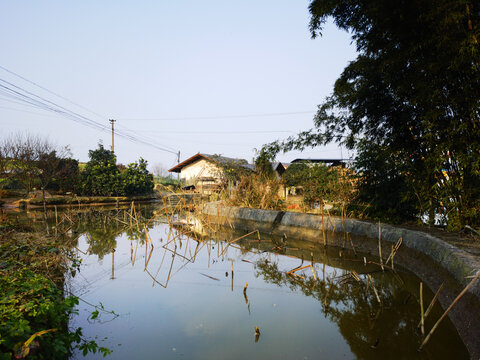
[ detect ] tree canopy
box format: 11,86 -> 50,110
80,144 -> 154,196
264,0 -> 480,228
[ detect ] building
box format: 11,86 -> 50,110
168,153 -> 252,193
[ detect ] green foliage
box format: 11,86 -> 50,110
155,175 -> 182,189
254,149 -> 275,180
37,151 -> 80,195
0,270 -> 76,359
0,231 -> 111,359
282,163 -> 310,188
121,158 -> 154,196
263,0 -> 480,228
354,141 -> 417,223
80,144 -> 121,196
53,158 -> 79,193
80,145 -> 154,197
282,162 -> 356,210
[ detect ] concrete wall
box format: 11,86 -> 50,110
202,202 -> 480,299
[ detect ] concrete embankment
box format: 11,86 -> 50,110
203,202 -> 480,297
203,202 -> 480,358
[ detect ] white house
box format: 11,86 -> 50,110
168,153 -> 252,193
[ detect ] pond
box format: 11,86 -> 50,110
37,204 -> 468,359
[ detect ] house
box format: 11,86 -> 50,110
168,153 -> 252,193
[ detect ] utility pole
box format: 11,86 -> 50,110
177,151 -> 180,181
109,119 -> 116,153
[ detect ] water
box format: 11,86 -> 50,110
52,205 -> 468,359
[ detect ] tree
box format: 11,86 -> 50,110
80,144 -> 121,196
121,158 -> 155,196
0,133 -> 74,196
264,0 -> 480,228
54,157 -> 80,193
282,163 -> 310,188
354,140 -> 417,223
254,149 -> 275,180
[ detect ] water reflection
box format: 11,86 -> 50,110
14,205 -> 468,359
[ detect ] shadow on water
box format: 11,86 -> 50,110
8,204 -> 470,359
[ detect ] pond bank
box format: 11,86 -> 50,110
1,194 -> 159,209
0,227 -> 76,358
202,202 -> 480,359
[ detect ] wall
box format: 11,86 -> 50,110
180,159 -> 221,183
202,202 -> 480,299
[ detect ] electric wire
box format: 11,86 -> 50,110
0,75 -> 178,155
119,110 -> 315,121
0,64 -> 105,119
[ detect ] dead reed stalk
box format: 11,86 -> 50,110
368,274 -> 381,304
417,283 -> 444,329
378,222 -> 384,271
420,282 -> 425,336
418,271 -> 480,352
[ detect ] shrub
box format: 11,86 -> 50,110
121,158 -> 154,196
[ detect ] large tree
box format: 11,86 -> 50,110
264,0 -> 480,227
80,144 -> 121,196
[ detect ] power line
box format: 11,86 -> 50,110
0,64 -> 106,119
0,82 -> 107,132
0,72 -> 179,155
0,104 -> 63,117
118,111 -> 316,121
120,129 -> 297,135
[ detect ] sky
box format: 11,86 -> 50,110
0,1 -> 356,173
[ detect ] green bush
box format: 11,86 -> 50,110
79,145 -> 121,196
79,145 -> 154,197
121,158 -> 154,196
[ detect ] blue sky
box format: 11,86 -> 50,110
0,1 -> 356,171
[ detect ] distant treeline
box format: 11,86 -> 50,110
0,134 -> 154,197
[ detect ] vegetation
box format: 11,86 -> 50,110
207,154 -> 252,187
225,152 -> 284,210
0,134 -> 77,197
263,0 -> 480,229
227,173 -> 283,210
282,162 -> 356,217
79,145 -> 122,197
0,217 -> 110,359
0,138 -> 155,201
78,145 -> 155,197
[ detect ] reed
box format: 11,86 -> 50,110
417,283 -> 444,329
368,274 -> 381,304
419,282 -> 425,336
419,272 -> 480,352
378,222 -> 384,271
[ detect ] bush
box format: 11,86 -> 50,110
79,145 -> 121,196
79,145 -> 154,197
121,158 -> 154,196
227,173 -> 283,210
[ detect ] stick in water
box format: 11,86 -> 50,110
417,283 -> 444,329
420,282 -> 425,336
418,272 -> 480,352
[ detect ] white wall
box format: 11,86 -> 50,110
180,159 -> 221,183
